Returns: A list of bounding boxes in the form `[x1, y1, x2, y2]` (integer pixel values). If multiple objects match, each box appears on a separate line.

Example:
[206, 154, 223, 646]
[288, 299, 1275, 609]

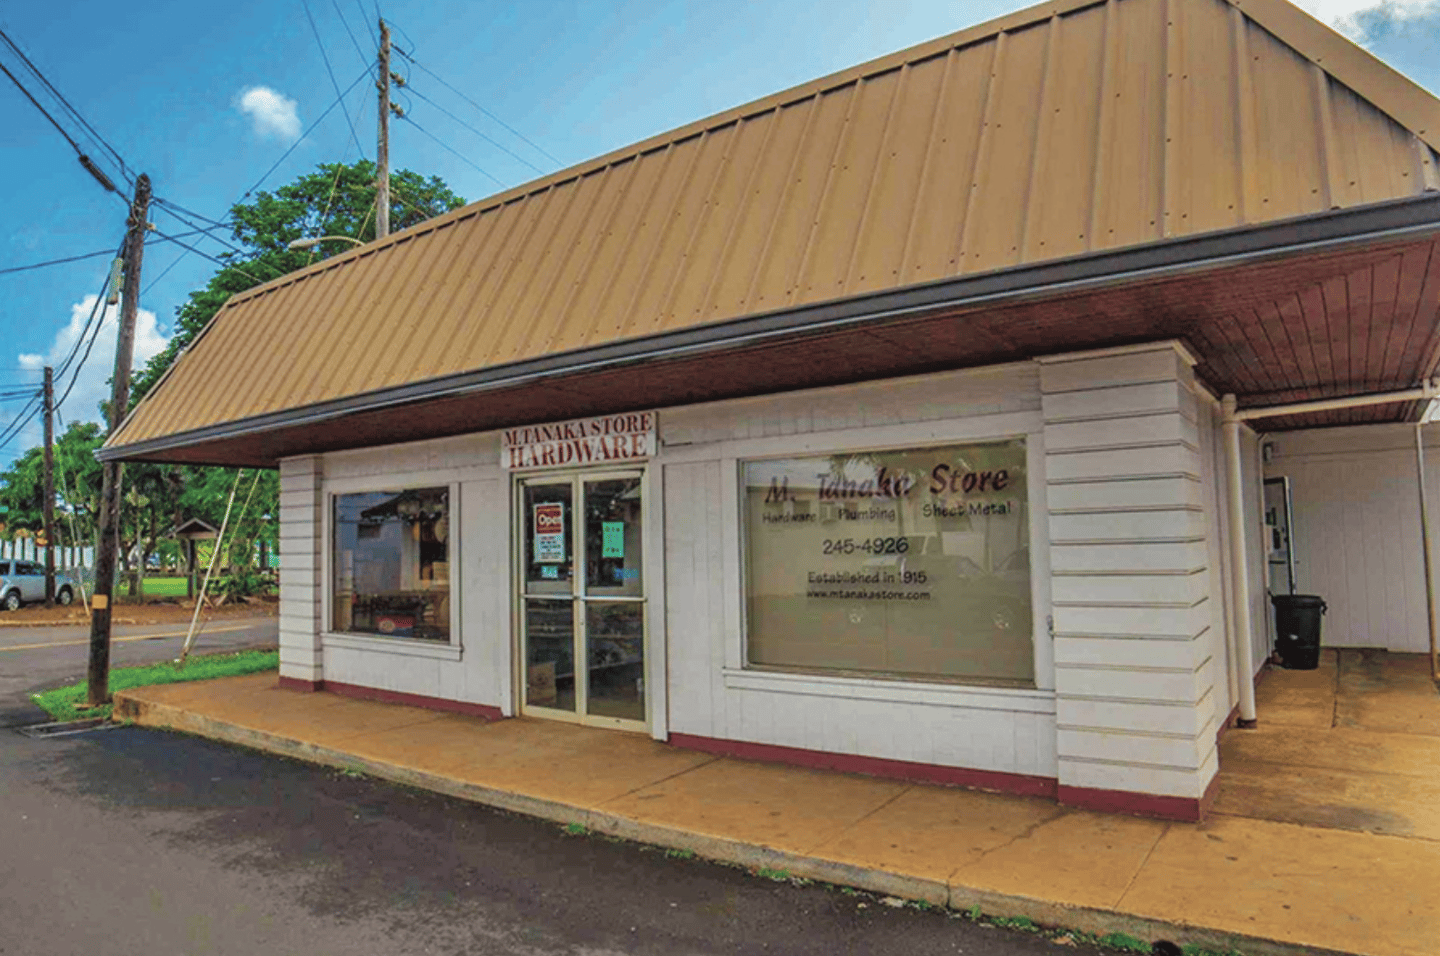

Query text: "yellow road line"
[0, 623, 267, 653]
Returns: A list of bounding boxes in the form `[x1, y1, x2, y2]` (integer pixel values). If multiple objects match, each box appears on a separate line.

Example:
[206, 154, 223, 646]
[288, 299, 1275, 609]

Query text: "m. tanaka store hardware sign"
[502, 412, 656, 470]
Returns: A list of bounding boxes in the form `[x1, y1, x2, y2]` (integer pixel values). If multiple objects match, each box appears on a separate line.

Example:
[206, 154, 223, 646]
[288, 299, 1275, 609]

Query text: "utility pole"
[42, 365, 54, 607]
[376, 18, 391, 240]
[87, 172, 150, 708]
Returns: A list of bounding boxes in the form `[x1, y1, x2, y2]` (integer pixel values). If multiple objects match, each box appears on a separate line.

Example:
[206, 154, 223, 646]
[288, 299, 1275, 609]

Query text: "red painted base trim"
[1200, 769, 1223, 817]
[1058, 784, 1205, 822]
[277, 677, 503, 721]
[668, 732, 1058, 799]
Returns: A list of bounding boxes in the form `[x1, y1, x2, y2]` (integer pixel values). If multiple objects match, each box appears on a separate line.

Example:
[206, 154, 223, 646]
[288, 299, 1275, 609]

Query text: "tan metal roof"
[110, 0, 1440, 455]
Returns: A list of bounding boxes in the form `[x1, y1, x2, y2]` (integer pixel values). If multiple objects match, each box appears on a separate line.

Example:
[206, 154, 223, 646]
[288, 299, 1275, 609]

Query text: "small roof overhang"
[99, 193, 1440, 467]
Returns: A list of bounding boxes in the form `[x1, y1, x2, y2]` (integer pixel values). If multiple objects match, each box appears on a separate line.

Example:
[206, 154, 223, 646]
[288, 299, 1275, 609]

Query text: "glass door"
[519, 471, 645, 730]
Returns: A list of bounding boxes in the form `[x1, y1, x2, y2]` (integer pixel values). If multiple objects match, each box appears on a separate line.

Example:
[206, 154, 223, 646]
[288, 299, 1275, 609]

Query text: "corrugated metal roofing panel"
[110, 0, 1440, 451]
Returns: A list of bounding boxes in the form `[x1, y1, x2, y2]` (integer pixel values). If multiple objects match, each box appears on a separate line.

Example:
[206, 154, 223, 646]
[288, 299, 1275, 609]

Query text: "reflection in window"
[332, 487, 450, 642]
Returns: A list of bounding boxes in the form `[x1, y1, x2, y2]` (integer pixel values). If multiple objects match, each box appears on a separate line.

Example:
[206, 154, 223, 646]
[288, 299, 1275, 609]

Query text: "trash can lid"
[1271, 593, 1326, 609]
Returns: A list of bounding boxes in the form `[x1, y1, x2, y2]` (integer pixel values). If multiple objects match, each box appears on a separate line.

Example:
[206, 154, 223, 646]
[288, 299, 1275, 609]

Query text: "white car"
[0, 561, 78, 610]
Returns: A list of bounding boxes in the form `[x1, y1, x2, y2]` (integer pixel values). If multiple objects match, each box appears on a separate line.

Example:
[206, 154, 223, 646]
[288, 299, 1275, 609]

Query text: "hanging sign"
[503, 412, 656, 470]
[533, 502, 566, 563]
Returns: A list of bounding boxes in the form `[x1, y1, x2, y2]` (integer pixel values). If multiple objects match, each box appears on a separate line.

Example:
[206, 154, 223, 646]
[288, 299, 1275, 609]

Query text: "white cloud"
[236, 85, 301, 142]
[1293, 0, 1439, 41]
[15, 295, 168, 447]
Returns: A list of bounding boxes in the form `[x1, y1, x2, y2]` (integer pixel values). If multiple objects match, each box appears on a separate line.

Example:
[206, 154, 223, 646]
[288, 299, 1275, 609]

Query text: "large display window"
[332, 486, 451, 642]
[743, 439, 1032, 684]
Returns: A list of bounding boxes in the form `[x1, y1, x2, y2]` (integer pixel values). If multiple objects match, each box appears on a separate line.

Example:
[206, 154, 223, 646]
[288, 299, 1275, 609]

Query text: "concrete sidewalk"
[114, 674, 1438, 956]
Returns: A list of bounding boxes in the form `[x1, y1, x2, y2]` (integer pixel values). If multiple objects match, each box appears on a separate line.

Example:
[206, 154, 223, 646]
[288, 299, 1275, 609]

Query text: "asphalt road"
[0, 619, 1120, 956]
[0, 616, 279, 727]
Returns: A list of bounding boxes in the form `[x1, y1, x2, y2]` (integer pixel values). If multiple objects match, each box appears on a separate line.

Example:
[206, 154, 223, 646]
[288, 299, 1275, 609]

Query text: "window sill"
[323, 632, 462, 661]
[722, 667, 1054, 713]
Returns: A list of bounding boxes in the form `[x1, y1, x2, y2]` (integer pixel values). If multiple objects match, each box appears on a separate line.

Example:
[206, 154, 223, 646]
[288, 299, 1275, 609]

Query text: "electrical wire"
[397, 51, 561, 167]
[332, 0, 376, 80]
[234, 65, 371, 206]
[52, 242, 123, 383]
[302, 0, 366, 159]
[399, 114, 505, 188]
[0, 248, 115, 276]
[147, 231, 277, 286]
[0, 28, 133, 189]
[405, 83, 545, 176]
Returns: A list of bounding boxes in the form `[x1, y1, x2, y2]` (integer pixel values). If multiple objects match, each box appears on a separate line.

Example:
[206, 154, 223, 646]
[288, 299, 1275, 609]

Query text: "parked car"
[0, 561, 78, 610]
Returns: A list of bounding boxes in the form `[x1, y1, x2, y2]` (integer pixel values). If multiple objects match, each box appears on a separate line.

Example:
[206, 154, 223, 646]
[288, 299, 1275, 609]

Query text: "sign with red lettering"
[533, 502, 566, 563]
[503, 412, 657, 470]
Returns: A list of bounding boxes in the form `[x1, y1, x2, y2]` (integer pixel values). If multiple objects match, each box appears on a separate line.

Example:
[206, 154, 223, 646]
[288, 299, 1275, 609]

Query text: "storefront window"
[743, 440, 1032, 684]
[332, 487, 451, 642]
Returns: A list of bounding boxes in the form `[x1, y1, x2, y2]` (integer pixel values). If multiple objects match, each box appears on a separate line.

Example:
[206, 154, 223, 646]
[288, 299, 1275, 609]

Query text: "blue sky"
[1, 0, 1438, 466]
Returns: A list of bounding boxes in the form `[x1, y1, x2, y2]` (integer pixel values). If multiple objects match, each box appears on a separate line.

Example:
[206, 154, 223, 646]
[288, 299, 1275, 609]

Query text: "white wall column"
[1221, 396, 1259, 725]
[1040, 343, 1220, 818]
[278, 455, 324, 686]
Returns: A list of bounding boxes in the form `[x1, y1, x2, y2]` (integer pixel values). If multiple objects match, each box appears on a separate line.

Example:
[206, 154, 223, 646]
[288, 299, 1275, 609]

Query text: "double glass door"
[519, 471, 646, 729]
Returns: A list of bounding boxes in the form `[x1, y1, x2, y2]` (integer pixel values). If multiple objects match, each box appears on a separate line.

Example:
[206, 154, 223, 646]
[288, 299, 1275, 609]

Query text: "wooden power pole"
[42, 365, 55, 607]
[376, 18, 391, 240]
[87, 172, 150, 708]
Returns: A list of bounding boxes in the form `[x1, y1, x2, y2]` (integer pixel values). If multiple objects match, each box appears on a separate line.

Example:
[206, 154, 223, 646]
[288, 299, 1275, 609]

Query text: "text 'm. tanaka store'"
[102, 0, 1440, 821]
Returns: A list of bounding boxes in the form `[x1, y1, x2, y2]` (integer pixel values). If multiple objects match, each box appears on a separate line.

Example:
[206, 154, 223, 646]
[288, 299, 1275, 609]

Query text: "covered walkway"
[1216, 649, 1440, 840]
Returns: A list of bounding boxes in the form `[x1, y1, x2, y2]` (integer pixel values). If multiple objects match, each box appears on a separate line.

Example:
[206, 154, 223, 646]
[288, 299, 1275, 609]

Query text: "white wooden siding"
[278, 456, 323, 683]
[659, 363, 1058, 779]
[290, 432, 511, 710]
[1039, 344, 1219, 800]
[1264, 423, 1437, 653]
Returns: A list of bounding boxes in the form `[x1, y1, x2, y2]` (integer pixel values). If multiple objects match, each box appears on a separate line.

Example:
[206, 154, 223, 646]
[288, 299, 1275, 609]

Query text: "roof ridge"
[215, 0, 1439, 312]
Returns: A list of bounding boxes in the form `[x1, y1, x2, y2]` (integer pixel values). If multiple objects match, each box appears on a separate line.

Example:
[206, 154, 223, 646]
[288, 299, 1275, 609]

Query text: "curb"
[113, 692, 1355, 956]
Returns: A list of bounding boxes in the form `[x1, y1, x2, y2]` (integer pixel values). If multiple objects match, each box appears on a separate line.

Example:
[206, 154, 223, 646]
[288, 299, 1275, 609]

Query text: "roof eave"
[98, 192, 1440, 466]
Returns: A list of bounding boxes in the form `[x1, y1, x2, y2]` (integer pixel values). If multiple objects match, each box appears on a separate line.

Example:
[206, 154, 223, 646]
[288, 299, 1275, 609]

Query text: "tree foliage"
[1, 160, 464, 597]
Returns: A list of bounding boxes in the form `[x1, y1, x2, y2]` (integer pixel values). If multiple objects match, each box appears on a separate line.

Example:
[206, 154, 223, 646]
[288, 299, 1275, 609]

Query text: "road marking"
[0, 623, 266, 653]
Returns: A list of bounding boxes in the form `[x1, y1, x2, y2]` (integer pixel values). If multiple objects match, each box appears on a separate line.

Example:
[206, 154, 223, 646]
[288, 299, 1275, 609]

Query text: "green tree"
[107, 160, 465, 598]
[0, 421, 104, 558]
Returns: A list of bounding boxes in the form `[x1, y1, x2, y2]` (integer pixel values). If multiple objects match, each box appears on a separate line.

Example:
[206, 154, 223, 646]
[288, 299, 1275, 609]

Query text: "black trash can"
[1271, 594, 1327, 670]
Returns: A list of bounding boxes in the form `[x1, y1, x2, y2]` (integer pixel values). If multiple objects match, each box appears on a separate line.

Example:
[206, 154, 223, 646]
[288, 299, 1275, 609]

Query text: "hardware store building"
[102, 0, 1440, 821]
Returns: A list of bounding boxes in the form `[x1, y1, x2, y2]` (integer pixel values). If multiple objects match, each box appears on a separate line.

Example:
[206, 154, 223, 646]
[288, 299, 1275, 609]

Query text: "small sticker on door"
[602, 520, 625, 558]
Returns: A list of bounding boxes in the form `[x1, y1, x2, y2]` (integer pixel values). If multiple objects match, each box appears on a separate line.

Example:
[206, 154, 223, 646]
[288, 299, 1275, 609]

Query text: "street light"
[287, 235, 365, 251]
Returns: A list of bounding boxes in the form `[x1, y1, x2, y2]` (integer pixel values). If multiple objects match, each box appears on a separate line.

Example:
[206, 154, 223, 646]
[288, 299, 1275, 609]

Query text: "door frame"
[512, 467, 654, 733]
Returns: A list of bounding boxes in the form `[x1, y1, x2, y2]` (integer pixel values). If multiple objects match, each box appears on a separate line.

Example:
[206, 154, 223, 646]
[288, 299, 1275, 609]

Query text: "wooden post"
[43, 365, 55, 607]
[376, 18, 391, 239]
[87, 173, 149, 708]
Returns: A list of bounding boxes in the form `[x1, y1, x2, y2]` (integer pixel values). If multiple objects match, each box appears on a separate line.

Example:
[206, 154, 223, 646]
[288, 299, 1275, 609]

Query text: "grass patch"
[139, 576, 190, 598]
[30, 649, 278, 722]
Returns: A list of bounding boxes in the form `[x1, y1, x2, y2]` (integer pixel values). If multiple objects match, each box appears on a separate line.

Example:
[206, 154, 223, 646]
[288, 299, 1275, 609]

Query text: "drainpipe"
[1416, 419, 1440, 682]
[1222, 395, 1259, 728]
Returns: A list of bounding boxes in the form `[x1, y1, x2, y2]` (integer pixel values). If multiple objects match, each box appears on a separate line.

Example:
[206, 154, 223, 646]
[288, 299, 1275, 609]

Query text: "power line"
[53, 254, 119, 383]
[148, 230, 278, 286]
[235, 65, 371, 205]
[0, 28, 133, 190]
[141, 67, 371, 292]
[150, 201, 249, 260]
[332, 0, 376, 80]
[397, 51, 561, 167]
[400, 114, 505, 189]
[407, 83, 545, 176]
[0, 248, 114, 277]
[302, 0, 366, 159]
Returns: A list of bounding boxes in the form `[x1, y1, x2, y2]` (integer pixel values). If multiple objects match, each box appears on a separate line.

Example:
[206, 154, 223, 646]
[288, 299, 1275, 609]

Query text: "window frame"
[323, 479, 461, 657]
[722, 419, 1051, 693]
